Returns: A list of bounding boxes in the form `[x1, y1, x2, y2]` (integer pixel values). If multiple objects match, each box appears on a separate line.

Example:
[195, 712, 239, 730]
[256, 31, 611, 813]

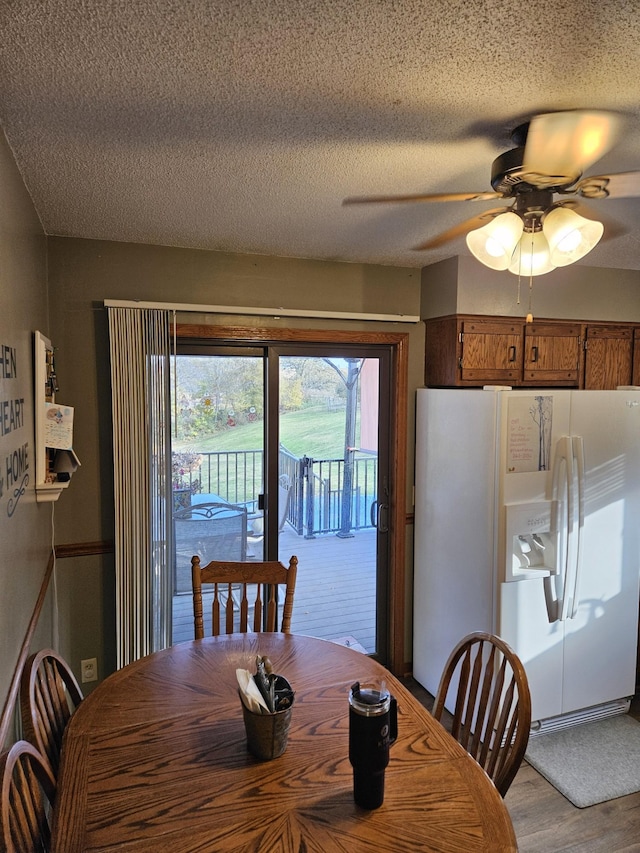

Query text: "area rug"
[525, 715, 640, 808]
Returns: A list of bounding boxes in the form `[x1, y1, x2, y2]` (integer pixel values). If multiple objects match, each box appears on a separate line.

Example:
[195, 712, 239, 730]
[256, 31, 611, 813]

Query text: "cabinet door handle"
[531, 345, 539, 363]
[508, 345, 516, 362]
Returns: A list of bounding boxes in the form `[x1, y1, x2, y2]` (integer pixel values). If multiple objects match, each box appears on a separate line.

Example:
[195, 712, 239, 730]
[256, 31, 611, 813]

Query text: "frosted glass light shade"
[543, 206, 604, 267]
[508, 230, 556, 276]
[466, 212, 524, 270]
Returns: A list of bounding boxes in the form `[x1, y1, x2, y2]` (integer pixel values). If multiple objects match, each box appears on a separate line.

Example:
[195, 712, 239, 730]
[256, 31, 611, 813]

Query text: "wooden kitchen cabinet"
[584, 325, 633, 389]
[521, 323, 582, 386]
[424, 316, 523, 386]
[459, 318, 523, 383]
[425, 314, 640, 389]
[423, 316, 461, 387]
[633, 328, 640, 386]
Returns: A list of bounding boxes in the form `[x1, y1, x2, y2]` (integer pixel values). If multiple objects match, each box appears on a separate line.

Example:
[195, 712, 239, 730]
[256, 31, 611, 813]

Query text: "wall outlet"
[80, 657, 98, 683]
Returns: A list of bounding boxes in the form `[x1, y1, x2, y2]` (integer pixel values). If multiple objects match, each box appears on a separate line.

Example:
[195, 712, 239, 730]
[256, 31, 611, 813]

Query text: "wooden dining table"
[51, 633, 518, 852]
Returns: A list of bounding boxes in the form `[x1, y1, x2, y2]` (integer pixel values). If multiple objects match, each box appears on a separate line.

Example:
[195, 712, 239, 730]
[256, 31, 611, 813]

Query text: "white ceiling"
[1, 0, 640, 270]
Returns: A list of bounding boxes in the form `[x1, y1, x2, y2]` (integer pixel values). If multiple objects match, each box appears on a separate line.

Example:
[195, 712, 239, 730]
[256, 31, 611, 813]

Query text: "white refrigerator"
[413, 387, 640, 731]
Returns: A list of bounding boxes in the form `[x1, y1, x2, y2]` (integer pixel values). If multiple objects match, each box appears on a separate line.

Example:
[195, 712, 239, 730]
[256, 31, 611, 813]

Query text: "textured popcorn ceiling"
[1, 0, 640, 270]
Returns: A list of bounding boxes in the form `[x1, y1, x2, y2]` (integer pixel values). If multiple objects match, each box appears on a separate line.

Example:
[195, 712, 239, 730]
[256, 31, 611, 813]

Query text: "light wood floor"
[403, 678, 640, 853]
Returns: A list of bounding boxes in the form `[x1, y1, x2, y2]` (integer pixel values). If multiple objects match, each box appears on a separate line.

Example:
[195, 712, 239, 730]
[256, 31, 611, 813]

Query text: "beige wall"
[421, 256, 640, 321]
[0, 130, 52, 740]
[47, 237, 425, 680]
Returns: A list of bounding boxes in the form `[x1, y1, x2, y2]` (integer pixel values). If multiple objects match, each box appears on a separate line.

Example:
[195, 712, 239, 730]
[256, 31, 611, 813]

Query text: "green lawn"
[173, 406, 355, 460]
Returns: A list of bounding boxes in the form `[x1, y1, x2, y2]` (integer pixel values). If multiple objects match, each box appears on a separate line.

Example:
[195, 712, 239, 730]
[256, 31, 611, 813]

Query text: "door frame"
[176, 323, 409, 676]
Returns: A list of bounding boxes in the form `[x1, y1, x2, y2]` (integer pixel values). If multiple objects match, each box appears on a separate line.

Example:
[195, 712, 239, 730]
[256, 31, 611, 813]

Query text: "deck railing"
[173, 448, 377, 537]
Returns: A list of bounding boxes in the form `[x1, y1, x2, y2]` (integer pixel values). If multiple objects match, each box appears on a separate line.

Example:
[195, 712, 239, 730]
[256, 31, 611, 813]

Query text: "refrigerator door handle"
[568, 435, 585, 619]
[559, 435, 575, 622]
[543, 574, 559, 623]
[553, 436, 576, 623]
[559, 434, 583, 622]
[545, 436, 571, 624]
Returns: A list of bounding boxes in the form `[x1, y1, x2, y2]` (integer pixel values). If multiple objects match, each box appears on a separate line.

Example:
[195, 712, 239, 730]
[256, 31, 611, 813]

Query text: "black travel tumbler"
[348, 681, 398, 810]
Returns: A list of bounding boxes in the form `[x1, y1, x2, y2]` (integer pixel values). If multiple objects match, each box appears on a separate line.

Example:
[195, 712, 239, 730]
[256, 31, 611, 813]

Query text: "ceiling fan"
[343, 110, 640, 275]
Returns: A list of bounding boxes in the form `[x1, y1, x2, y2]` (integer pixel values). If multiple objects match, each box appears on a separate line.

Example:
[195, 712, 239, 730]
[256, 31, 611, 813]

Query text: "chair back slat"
[20, 650, 83, 777]
[486, 679, 518, 779]
[225, 584, 235, 633]
[431, 631, 531, 797]
[47, 660, 71, 736]
[240, 585, 249, 632]
[211, 585, 220, 636]
[191, 555, 298, 639]
[266, 586, 278, 632]
[475, 650, 506, 766]
[253, 584, 263, 631]
[14, 758, 43, 847]
[1, 740, 56, 852]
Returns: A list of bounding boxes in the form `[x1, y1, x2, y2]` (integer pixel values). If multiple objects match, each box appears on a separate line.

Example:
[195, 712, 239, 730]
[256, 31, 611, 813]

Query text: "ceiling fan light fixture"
[465, 212, 524, 270]
[543, 206, 604, 266]
[507, 229, 556, 276]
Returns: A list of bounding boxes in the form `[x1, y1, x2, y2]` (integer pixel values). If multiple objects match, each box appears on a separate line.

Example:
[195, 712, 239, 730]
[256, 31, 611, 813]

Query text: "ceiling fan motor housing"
[491, 137, 584, 197]
[490, 147, 540, 195]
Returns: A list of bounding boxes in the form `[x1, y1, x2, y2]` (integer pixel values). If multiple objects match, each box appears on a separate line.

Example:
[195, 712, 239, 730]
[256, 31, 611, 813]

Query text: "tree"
[174, 356, 263, 440]
[323, 357, 364, 537]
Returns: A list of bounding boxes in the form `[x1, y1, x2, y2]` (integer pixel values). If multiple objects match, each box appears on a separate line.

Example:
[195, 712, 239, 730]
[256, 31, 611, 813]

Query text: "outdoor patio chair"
[174, 501, 248, 594]
[191, 554, 298, 638]
[20, 648, 84, 777]
[246, 474, 292, 557]
[431, 631, 531, 797]
[0, 740, 56, 852]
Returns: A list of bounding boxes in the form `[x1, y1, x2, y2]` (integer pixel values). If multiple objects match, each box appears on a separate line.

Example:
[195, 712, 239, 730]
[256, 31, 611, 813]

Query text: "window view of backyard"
[170, 353, 381, 655]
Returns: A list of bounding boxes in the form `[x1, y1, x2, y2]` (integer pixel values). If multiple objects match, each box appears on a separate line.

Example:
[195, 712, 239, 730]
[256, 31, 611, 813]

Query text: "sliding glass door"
[170, 341, 392, 662]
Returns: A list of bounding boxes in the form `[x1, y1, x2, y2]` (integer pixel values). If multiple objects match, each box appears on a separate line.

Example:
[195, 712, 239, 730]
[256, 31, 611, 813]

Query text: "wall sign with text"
[0, 340, 28, 516]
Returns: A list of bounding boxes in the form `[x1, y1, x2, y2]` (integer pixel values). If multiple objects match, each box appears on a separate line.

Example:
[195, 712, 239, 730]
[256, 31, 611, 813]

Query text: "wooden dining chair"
[19, 649, 83, 777]
[191, 554, 298, 638]
[0, 740, 56, 853]
[431, 631, 531, 797]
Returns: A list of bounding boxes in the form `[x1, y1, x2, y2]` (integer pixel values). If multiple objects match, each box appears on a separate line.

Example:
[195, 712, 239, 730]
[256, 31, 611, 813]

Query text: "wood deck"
[172, 524, 377, 652]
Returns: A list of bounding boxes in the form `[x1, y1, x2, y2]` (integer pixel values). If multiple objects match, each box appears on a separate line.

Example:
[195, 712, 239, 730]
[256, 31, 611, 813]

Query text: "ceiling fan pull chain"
[526, 230, 534, 323]
[516, 234, 523, 308]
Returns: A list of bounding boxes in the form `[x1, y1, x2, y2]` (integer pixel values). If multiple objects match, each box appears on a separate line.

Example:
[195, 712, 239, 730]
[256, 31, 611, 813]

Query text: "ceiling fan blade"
[570, 171, 640, 200]
[343, 191, 502, 205]
[412, 207, 507, 250]
[522, 110, 623, 187]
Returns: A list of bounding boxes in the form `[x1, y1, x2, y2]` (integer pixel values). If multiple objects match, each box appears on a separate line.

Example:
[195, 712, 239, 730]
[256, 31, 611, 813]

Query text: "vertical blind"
[107, 307, 172, 667]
